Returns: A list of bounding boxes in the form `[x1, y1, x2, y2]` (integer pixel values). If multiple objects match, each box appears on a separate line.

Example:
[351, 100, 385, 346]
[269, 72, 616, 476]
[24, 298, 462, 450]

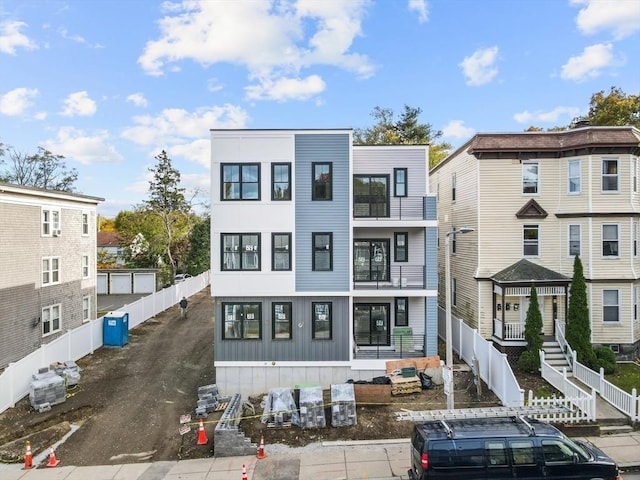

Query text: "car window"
[542, 440, 576, 463]
[486, 440, 508, 466]
[431, 440, 484, 468]
[510, 440, 536, 465]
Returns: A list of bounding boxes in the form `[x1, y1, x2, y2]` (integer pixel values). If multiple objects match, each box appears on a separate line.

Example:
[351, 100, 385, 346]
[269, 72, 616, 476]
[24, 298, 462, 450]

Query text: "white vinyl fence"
[438, 308, 525, 407]
[0, 271, 210, 415]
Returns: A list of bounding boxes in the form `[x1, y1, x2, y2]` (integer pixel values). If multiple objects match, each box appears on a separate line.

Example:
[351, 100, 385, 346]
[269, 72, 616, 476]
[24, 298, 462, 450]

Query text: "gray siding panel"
[425, 226, 438, 290]
[215, 296, 349, 362]
[424, 195, 437, 220]
[425, 296, 438, 356]
[295, 134, 350, 292]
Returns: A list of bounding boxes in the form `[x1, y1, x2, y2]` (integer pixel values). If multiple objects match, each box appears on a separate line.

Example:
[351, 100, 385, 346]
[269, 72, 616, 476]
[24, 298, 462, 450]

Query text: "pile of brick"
[51, 360, 81, 386]
[330, 383, 357, 427]
[29, 370, 66, 413]
[194, 383, 230, 418]
[298, 386, 326, 429]
[260, 387, 300, 427]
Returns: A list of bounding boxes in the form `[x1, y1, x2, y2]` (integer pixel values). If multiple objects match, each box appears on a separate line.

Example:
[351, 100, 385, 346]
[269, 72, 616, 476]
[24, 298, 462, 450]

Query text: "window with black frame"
[222, 303, 261, 339]
[312, 302, 332, 339]
[353, 175, 389, 217]
[221, 163, 260, 200]
[272, 163, 291, 200]
[312, 162, 332, 200]
[272, 233, 291, 270]
[313, 233, 332, 271]
[222, 233, 260, 270]
[272, 302, 292, 339]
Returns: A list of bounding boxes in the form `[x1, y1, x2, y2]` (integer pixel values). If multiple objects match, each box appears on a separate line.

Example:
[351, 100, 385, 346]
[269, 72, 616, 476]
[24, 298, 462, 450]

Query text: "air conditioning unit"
[52, 229, 61, 237]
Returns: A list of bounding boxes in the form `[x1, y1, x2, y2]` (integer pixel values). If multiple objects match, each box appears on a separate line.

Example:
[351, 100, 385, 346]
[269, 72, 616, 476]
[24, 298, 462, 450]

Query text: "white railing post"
[632, 388, 638, 421]
[591, 387, 597, 421]
[572, 350, 577, 371]
[599, 367, 605, 394]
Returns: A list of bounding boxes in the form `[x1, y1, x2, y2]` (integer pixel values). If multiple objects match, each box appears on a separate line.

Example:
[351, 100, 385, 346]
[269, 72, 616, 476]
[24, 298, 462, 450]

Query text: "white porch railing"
[0, 272, 210, 415]
[493, 318, 525, 340]
[555, 320, 639, 422]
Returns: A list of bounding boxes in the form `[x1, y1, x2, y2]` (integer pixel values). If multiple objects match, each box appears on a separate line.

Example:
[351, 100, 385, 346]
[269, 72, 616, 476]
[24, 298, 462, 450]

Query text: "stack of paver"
[330, 383, 357, 427]
[298, 385, 326, 428]
[260, 387, 300, 427]
[29, 370, 66, 412]
[194, 383, 230, 418]
[52, 360, 81, 386]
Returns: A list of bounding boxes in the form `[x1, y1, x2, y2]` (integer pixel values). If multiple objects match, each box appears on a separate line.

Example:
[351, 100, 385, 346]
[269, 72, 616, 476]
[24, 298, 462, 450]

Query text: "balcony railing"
[353, 264, 426, 290]
[353, 196, 427, 221]
[493, 318, 525, 341]
[353, 333, 424, 360]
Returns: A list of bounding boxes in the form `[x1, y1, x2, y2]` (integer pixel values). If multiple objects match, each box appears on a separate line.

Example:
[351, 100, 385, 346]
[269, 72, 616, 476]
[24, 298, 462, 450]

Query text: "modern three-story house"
[430, 126, 640, 360]
[0, 182, 103, 369]
[210, 129, 438, 397]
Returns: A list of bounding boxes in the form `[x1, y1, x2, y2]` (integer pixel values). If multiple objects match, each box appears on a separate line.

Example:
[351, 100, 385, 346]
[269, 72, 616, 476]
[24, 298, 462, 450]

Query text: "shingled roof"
[491, 258, 570, 284]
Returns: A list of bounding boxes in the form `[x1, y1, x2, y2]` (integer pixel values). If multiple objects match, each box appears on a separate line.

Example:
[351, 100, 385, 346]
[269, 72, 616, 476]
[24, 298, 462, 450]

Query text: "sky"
[1, 0, 639, 218]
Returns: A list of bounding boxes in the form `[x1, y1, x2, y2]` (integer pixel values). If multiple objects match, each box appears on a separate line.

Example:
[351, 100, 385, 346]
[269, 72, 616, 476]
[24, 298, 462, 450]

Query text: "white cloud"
[45, 127, 124, 165]
[207, 78, 224, 93]
[0, 21, 37, 55]
[60, 91, 97, 116]
[408, 0, 429, 23]
[560, 43, 616, 81]
[513, 106, 581, 124]
[459, 46, 499, 86]
[137, 0, 373, 101]
[126, 93, 148, 107]
[245, 74, 326, 101]
[442, 120, 475, 139]
[0, 87, 39, 116]
[58, 27, 104, 48]
[170, 139, 212, 168]
[571, 0, 640, 40]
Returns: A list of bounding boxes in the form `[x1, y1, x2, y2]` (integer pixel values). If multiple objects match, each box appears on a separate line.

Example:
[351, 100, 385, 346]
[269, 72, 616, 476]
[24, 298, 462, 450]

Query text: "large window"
[394, 168, 407, 197]
[272, 302, 292, 340]
[602, 290, 619, 322]
[42, 304, 61, 336]
[221, 163, 260, 200]
[222, 303, 261, 339]
[569, 224, 581, 257]
[634, 222, 638, 257]
[82, 296, 90, 322]
[394, 232, 408, 262]
[353, 175, 388, 217]
[312, 233, 332, 271]
[312, 302, 332, 339]
[42, 257, 60, 285]
[354, 303, 389, 345]
[221, 233, 260, 270]
[522, 162, 539, 194]
[602, 158, 619, 192]
[354, 239, 389, 281]
[568, 160, 581, 194]
[271, 163, 291, 200]
[523, 225, 539, 256]
[602, 224, 619, 257]
[42, 209, 60, 236]
[272, 233, 291, 271]
[312, 162, 332, 200]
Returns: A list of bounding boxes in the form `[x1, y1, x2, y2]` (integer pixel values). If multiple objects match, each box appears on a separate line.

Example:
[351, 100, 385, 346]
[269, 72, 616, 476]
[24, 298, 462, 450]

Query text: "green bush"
[594, 346, 618, 374]
[518, 350, 540, 373]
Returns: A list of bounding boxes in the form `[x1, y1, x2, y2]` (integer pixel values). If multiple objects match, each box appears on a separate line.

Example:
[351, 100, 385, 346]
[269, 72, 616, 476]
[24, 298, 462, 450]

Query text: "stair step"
[600, 425, 633, 435]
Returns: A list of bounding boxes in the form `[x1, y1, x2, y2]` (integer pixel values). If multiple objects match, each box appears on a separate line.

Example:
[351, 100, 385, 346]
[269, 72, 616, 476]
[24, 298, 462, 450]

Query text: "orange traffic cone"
[46, 447, 60, 467]
[241, 463, 248, 480]
[256, 434, 267, 459]
[23, 441, 33, 470]
[196, 418, 208, 445]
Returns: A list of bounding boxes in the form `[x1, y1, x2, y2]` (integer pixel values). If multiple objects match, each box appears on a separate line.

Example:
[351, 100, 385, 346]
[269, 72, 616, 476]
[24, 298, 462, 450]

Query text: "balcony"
[353, 196, 428, 221]
[353, 265, 427, 290]
[493, 318, 525, 341]
[353, 333, 424, 360]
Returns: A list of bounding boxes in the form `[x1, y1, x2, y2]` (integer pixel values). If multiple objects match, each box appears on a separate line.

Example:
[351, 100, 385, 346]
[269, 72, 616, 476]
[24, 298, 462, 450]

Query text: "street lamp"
[445, 226, 474, 410]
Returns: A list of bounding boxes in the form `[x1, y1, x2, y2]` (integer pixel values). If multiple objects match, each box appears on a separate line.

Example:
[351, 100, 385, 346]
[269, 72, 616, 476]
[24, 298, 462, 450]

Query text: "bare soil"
[0, 290, 552, 466]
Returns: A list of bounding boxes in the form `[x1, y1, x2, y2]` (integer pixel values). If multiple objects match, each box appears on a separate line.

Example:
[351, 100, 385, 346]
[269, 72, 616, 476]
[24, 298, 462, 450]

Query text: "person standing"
[179, 296, 188, 318]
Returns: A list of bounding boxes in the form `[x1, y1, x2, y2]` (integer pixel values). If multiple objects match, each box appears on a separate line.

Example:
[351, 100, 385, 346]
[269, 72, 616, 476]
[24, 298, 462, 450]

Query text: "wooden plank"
[385, 355, 440, 374]
[353, 384, 391, 404]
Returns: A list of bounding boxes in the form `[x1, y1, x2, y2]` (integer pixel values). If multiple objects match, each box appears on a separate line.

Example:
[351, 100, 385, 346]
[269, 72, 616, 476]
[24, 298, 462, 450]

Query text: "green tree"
[184, 216, 210, 275]
[518, 285, 543, 372]
[565, 255, 597, 368]
[582, 86, 640, 128]
[115, 210, 164, 268]
[0, 146, 77, 191]
[353, 105, 452, 168]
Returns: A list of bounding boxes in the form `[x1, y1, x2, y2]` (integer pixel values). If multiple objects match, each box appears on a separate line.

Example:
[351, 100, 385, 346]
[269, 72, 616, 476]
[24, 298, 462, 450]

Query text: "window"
[354, 239, 389, 281]
[452, 277, 457, 306]
[522, 162, 539, 194]
[510, 440, 536, 465]
[602, 224, 619, 257]
[451, 172, 456, 201]
[271, 163, 291, 200]
[542, 440, 575, 463]
[635, 286, 639, 321]
[634, 222, 638, 257]
[222, 303, 261, 339]
[395, 298, 408, 326]
[221, 233, 260, 270]
[82, 255, 90, 278]
[523, 224, 539, 256]
[451, 230, 457, 254]
[272, 302, 292, 339]
[272, 233, 291, 271]
[82, 296, 90, 322]
[353, 175, 388, 217]
[602, 158, 619, 192]
[568, 159, 581, 194]
[221, 163, 260, 200]
[42, 304, 61, 336]
[82, 212, 89, 235]
[486, 441, 508, 467]
[394, 168, 407, 197]
[394, 232, 408, 262]
[312, 233, 332, 271]
[603, 289, 619, 322]
[312, 162, 332, 200]
[42, 208, 60, 236]
[42, 257, 60, 285]
[312, 302, 332, 339]
[569, 224, 581, 257]
[633, 158, 638, 193]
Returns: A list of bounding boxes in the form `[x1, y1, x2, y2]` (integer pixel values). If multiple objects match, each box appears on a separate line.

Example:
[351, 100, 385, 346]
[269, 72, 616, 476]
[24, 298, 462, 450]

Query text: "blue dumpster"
[103, 312, 129, 347]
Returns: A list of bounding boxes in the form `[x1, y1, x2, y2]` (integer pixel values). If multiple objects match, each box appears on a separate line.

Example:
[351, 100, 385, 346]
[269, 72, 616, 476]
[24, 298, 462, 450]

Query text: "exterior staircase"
[541, 340, 572, 375]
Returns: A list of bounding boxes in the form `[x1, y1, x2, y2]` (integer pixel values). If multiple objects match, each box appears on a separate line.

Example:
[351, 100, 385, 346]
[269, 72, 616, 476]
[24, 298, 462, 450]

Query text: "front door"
[354, 304, 390, 346]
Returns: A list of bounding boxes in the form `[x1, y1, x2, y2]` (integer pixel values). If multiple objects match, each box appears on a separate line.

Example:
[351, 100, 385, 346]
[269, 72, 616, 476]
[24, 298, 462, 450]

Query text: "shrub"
[594, 346, 618, 374]
[518, 350, 540, 373]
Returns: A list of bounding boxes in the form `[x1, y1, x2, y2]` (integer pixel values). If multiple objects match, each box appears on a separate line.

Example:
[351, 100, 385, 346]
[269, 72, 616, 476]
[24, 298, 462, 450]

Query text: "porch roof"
[491, 259, 570, 285]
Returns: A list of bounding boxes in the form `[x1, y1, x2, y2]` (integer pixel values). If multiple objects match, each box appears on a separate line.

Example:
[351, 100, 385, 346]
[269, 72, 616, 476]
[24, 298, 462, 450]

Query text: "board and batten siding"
[294, 134, 350, 292]
[214, 296, 349, 362]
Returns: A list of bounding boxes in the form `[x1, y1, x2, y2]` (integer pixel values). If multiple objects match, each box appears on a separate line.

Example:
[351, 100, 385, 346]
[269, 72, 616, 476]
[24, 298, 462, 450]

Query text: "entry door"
[354, 304, 390, 346]
[353, 240, 389, 282]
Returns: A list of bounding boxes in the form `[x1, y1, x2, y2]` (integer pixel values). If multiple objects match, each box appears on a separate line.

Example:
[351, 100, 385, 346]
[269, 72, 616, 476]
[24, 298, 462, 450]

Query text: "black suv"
[408, 416, 622, 480]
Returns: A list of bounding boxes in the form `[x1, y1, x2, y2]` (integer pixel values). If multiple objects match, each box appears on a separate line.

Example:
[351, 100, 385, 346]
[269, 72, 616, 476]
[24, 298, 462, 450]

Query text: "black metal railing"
[353, 196, 426, 220]
[353, 264, 425, 290]
[353, 333, 425, 360]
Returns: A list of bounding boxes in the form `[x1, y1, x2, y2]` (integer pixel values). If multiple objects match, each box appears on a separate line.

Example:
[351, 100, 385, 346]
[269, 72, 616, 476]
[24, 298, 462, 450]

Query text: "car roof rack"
[515, 415, 536, 436]
[439, 419, 454, 439]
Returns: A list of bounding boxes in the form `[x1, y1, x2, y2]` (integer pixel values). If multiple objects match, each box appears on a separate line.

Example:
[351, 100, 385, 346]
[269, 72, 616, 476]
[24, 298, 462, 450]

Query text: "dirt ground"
[0, 290, 552, 467]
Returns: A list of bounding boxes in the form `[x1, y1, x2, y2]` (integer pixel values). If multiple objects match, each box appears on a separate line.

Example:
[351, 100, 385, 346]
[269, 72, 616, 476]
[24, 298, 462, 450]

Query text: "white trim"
[214, 361, 351, 367]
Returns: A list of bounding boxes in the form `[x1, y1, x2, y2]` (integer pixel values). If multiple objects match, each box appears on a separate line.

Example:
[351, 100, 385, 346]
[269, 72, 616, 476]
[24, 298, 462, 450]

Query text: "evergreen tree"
[184, 216, 210, 275]
[565, 255, 597, 368]
[518, 285, 543, 372]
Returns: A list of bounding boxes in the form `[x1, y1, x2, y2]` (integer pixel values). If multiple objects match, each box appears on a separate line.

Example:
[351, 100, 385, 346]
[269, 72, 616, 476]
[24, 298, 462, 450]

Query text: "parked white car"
[174, 273, 192, 283]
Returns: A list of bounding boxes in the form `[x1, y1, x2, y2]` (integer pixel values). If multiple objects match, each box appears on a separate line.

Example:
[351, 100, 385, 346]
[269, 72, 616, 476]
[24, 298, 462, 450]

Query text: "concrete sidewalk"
[0, 434, 638, 480]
